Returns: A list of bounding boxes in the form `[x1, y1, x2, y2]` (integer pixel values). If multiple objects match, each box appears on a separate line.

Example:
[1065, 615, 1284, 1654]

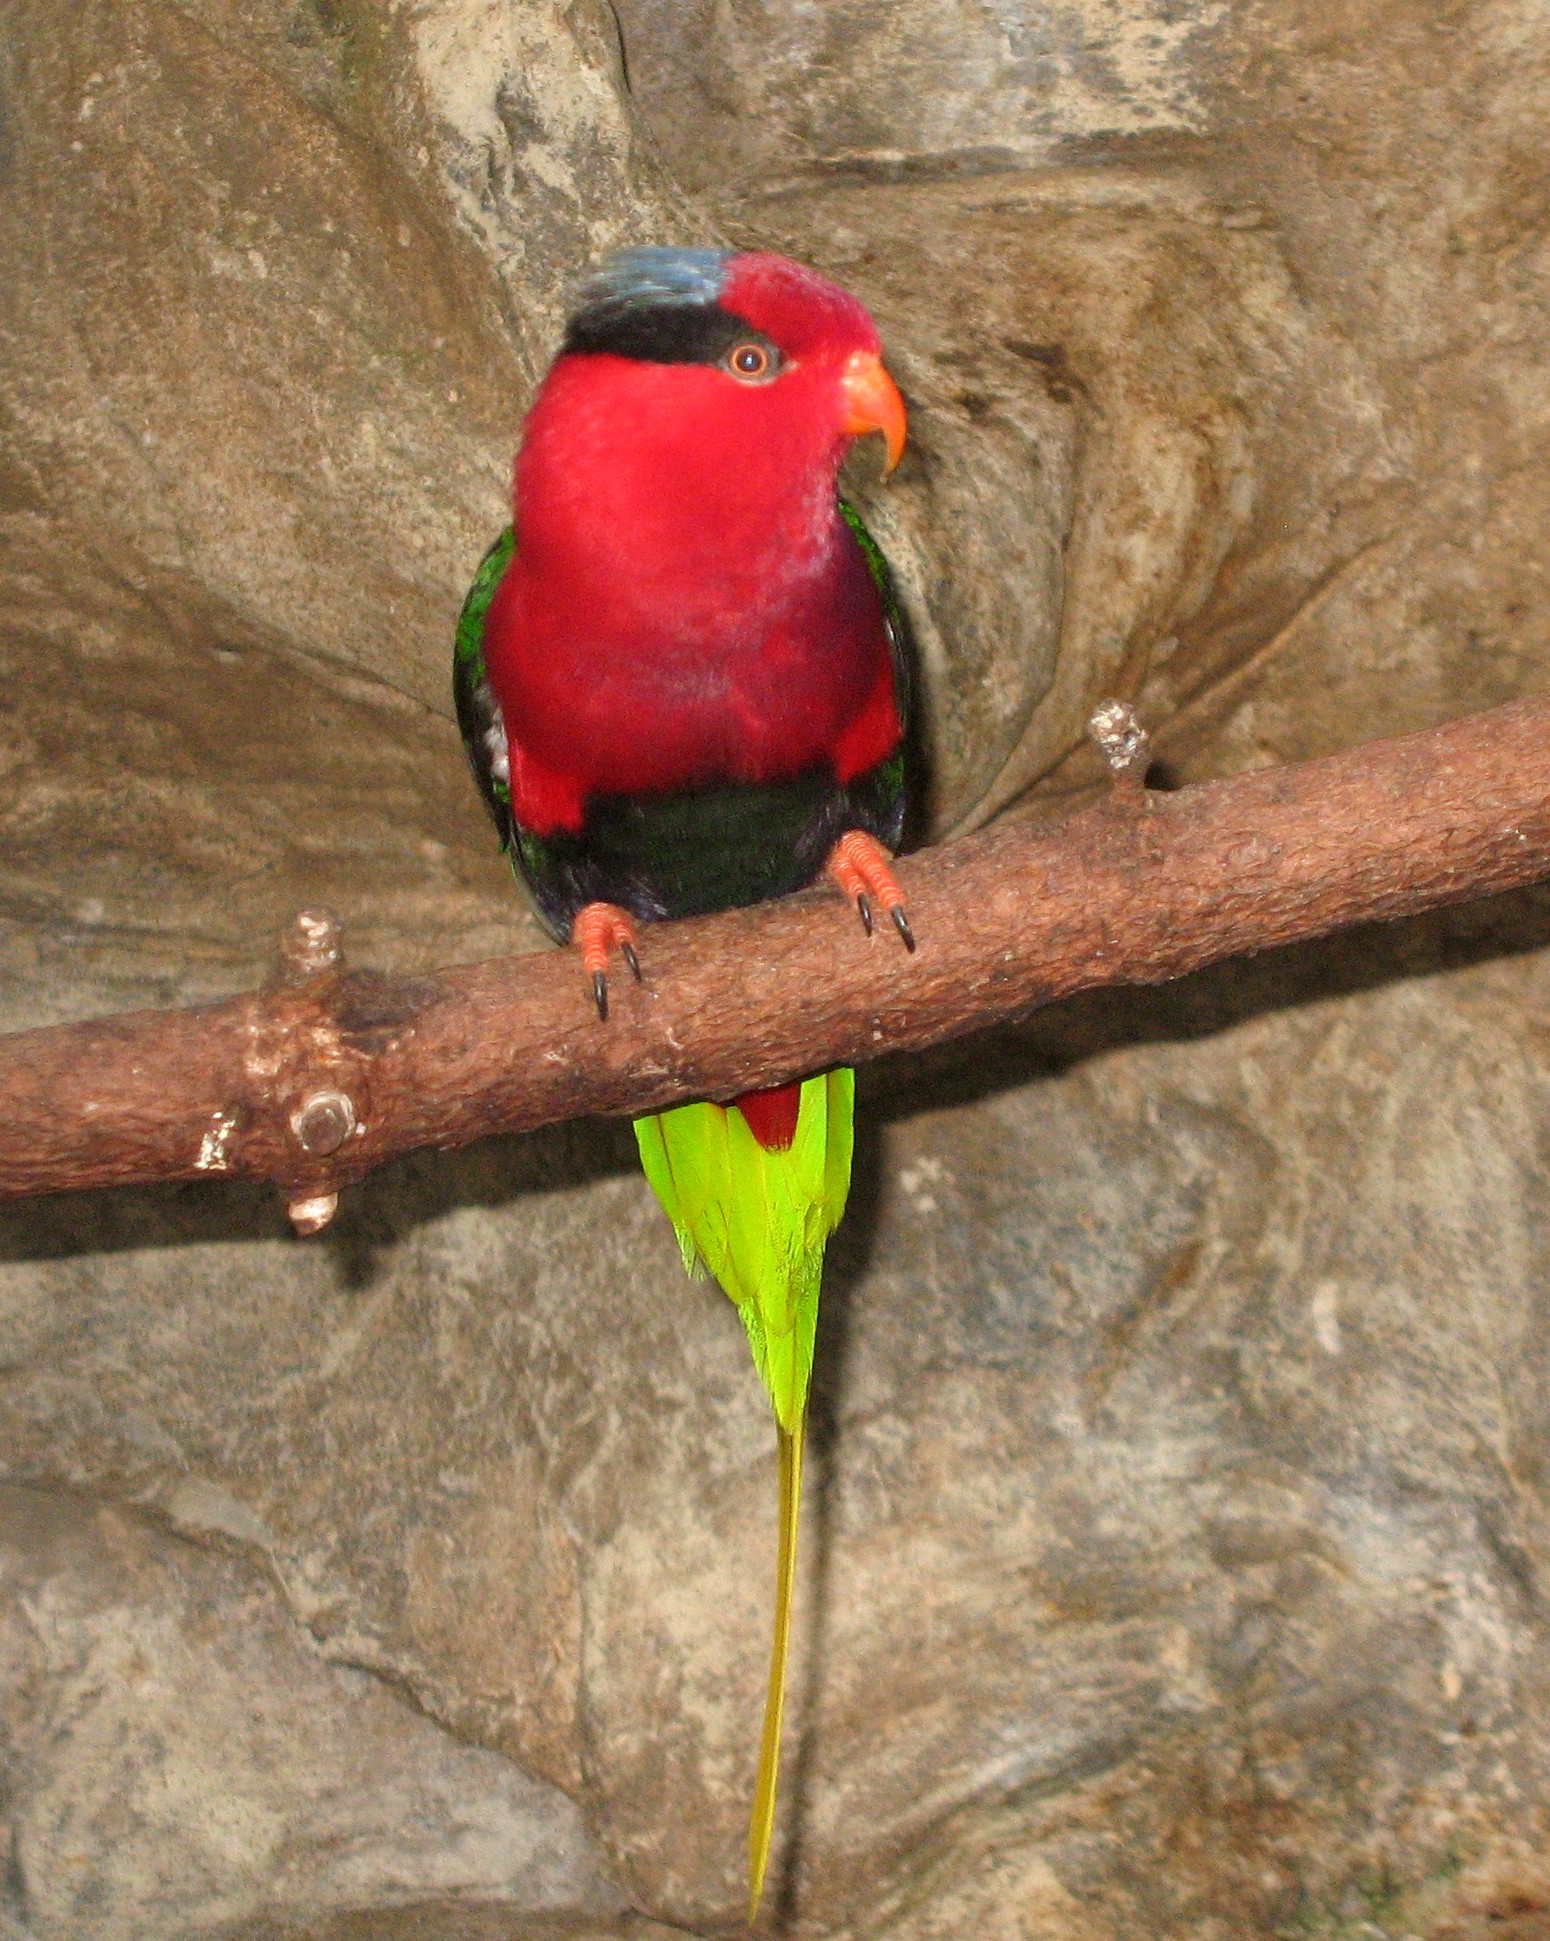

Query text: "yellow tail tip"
[747, 1421, 804, 1923]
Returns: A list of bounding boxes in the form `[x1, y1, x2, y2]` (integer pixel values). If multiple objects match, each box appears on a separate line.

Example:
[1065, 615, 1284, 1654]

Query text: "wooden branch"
[3, 696, 1549, 1226]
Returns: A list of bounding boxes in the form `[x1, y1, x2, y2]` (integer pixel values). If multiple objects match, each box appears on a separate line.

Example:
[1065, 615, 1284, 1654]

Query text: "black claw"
[890, 904, 917, 952]
[856, 893, 874, 937]
[592, 969, 609, 1021]
[621, 939, 642, 981]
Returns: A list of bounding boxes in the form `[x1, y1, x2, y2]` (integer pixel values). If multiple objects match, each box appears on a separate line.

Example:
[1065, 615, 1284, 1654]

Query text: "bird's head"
[549, 245, 907, 478]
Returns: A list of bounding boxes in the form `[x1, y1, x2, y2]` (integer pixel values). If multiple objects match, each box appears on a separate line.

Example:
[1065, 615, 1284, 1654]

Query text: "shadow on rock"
[0, 1116, 641, 1275]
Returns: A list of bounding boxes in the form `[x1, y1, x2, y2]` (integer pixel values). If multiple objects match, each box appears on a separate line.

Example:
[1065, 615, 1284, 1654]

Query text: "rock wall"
[3, 2, 1550, 1937]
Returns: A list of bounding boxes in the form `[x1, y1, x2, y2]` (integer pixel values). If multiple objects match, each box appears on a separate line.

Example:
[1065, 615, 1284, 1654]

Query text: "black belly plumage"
[513, 750, 906, 942]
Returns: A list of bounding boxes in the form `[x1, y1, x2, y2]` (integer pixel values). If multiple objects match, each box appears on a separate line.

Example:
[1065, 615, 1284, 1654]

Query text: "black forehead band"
[561, 299, 763, 365]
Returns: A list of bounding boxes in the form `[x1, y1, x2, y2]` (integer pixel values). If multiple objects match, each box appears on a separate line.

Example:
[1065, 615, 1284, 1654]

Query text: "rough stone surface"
[5, 1, 1550, 1938]
[0, 1485, 622, 1939]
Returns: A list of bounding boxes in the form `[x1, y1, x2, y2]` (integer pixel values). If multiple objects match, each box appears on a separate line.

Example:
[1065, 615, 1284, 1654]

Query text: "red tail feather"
[735, 1082, 802, 1151]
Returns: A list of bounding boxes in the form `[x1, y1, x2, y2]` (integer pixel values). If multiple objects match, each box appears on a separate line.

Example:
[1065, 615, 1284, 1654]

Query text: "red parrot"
[454, 246, 913, 1916]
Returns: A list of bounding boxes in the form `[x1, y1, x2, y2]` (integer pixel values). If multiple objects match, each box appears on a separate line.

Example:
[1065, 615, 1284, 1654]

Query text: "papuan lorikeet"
[453, 246, 914, 1917]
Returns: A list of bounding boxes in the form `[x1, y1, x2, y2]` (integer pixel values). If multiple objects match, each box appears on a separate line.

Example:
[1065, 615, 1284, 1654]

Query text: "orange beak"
[840, 350, 908, 473]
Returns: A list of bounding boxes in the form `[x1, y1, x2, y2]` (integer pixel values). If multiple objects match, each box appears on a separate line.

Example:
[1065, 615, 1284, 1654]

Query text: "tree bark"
[2, 696, 1548, 1222]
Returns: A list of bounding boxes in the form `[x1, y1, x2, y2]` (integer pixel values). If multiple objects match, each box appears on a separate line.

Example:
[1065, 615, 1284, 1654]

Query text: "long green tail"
[634, 1069, 854, 1917]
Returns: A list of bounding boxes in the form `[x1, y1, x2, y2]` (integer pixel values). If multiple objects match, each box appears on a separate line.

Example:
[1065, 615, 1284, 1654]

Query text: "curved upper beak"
[840, 350, 908, 473]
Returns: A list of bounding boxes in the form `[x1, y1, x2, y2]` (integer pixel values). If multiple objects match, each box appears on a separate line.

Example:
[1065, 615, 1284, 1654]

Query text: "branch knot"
[1087, 700, 1152, 800]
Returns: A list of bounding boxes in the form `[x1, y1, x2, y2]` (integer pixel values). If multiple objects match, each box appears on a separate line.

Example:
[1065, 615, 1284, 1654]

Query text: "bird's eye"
[726, 341, 776, 381]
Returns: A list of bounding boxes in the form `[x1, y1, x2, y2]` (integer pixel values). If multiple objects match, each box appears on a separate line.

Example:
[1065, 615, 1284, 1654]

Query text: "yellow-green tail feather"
[634, 1070, 852, 1435]
[633, 1069, 853, 1915]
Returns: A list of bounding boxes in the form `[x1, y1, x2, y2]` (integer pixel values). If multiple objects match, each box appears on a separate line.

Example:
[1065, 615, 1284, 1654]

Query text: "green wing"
[453, 527, 518, 845]
[840, 493, 913, 734]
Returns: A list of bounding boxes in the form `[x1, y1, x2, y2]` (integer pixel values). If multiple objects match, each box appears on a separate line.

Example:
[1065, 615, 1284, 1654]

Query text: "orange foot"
[825, 830, 916, 952]
[572, 901, 642, 1021]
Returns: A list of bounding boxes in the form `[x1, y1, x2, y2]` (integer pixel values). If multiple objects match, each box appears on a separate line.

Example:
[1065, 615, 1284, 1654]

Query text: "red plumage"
[482, 252, 902, 836]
